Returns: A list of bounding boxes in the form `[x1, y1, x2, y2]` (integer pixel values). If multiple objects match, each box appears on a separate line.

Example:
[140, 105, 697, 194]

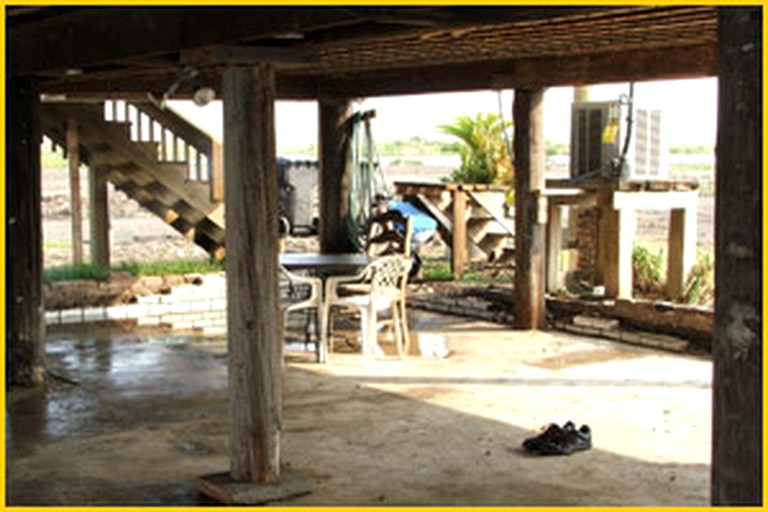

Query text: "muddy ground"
[8, 311, 712, 506]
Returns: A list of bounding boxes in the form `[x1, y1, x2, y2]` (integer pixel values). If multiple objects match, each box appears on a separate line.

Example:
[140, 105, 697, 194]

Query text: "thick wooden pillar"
[711, 7, 762, 506]
[318, 98, 355, 253]
[89, 165, 110, 267]
[222, 64, 282, 484]
[7, 76, 45, 388]
[513, 88, 546, 329]
[451, 186, 468, 276]
[66, 119, 84, 265]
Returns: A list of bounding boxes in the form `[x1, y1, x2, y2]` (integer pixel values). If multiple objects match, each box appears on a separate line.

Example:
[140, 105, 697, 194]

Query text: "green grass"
[422, 262, 454, 281]
[44, 263, 111, 284]
[44, 239, 71, 250]
[44, 259, 224, 284]
[421, 261, 487, 283]
[112, 259, 224, 276]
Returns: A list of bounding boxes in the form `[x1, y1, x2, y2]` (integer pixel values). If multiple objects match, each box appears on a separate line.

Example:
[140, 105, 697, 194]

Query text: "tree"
[438, 113, 514, 187]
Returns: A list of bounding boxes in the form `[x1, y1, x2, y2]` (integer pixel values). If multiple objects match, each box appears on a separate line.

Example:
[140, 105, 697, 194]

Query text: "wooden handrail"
[108, 100, 224, 202]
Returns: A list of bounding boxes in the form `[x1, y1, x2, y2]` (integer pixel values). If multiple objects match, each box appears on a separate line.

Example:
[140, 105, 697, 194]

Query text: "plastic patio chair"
[279, 265, 326, 362]
[323, 254, 412, 360]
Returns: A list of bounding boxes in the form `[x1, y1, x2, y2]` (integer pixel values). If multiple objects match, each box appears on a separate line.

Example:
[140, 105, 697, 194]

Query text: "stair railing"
[103, 99, 224, 202]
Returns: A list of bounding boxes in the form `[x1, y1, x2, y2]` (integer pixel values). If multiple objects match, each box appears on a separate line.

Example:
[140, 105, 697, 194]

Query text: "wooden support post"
[513, 88, 546, 329]
[451, 186, 468, 277]
[595, 191, 635, 299]
[616, 208, 636, 299]
[210, 140, 225, 202]
[666, 206, 697, 299]
[89, 165, 110, 267]
[199, 63, 311, 504]
[546, 202, 563, 293]
[7, 76, 45, 388]
[67, 119, 84, 264]
[711, 6, 762, 506]
[223, 64, 282, 484]
[318, 97, 355, 253]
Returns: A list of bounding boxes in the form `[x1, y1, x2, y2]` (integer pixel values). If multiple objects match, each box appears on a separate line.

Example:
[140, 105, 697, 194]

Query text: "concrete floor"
[7, 310, 712, 506]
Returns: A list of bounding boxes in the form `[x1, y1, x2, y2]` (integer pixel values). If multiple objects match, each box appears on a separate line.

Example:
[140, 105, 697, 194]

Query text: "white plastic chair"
[323, 254, 412, 360]
[279, 266, 326, 362]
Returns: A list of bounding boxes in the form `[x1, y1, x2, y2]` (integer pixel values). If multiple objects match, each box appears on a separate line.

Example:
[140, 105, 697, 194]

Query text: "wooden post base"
[197, 470, 312, 505]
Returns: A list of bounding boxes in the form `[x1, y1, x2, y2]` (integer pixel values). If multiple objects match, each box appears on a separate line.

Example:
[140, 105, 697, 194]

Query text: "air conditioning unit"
[570, 100, 667, 181]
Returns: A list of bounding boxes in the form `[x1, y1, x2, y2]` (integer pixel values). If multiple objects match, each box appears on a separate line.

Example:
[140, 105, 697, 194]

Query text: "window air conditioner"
[569, 100, 667, 181]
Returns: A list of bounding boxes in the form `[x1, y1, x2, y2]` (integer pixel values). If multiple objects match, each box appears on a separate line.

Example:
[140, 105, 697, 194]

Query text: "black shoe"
[539, 423, 591, 455]
[522, 421, 573, 452]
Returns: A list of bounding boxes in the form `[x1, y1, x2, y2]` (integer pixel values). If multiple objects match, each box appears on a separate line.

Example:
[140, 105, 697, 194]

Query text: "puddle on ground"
[7, 327, 229, 457]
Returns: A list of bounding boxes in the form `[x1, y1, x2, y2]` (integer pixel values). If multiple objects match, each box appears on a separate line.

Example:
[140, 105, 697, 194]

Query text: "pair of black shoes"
[522, 421, 592, 455]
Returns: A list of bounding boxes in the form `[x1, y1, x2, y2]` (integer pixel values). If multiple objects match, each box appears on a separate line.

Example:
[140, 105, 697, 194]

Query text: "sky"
[169, 77, 718, 150]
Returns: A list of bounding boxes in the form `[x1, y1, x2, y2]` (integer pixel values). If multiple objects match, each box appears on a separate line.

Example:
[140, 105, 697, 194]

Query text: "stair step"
[134, 140, 161, 161]
[41, 100, 224, 259]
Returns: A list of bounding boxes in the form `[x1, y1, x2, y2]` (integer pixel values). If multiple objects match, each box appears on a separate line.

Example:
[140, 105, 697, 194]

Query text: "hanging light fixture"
[157, 66, 215, 108]
[192, 84, 216, 107]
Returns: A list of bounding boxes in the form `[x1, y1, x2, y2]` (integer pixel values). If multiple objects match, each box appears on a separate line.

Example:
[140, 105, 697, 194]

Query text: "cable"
[612, 82, 635, 178]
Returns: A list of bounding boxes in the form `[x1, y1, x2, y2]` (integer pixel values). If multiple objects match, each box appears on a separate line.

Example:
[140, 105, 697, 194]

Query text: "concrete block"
[82, 307, 107, 322]
[106, 306, 128, 320]
[148, 303, 171, 316]
[170, 301, 192, 314]
[45, 311, 62, 325]
[123, 304, 149, 319]
[573, 315, 620, 331]
[60, 309, 84, 324]
[197, 470, 312, 505]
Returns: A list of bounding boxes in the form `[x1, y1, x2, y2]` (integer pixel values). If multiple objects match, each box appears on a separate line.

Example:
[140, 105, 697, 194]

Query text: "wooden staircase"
[41, 100, 226, 259]
[395, 182, 515, 267]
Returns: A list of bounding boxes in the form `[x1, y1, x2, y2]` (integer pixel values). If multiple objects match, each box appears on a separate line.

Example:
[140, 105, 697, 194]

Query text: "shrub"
[632, 245, 664, 295]
[679, 252, 715, 305]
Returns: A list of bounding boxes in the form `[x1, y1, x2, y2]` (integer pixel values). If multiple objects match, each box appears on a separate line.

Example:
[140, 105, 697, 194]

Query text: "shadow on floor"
[7, 315, 711, 506]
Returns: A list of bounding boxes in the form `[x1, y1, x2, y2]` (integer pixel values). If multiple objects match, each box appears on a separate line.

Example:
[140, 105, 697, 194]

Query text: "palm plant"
[438, 113, 514, 186]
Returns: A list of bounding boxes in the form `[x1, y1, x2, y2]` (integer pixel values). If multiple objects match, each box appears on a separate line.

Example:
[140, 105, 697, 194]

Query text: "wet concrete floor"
[7, 310, 713, 506]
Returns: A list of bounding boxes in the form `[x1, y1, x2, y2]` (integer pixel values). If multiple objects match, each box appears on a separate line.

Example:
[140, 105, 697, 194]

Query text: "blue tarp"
[387, 201, 438, 244]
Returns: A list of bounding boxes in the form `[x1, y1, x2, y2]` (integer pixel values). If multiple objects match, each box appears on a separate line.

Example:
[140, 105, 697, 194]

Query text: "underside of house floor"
[7, 309, 712, 506]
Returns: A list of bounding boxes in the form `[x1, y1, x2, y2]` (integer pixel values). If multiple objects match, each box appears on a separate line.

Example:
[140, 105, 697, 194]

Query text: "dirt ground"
[7, 309, 712, 506]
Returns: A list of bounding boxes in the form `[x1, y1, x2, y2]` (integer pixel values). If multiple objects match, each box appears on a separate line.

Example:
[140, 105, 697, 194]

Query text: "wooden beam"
[7, 76, 46, 388]
[711, 6, 762, 506]
[89, 165, 111, 267]
[221, 64, 281, 484]
[38, 42, 716, 101]
[318, 97, 355, 253]
[9, 8, 375, 76]
[546, 202, 563, 294]
[666, 206, 697, 299]
[298, 43, 716, 99]
[181, 45, 318, 68]
[451, 187, 468, 277]
[66, 119, 84, 264]
[513, 88, 547, 330]
[491, 43, 717, 89]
